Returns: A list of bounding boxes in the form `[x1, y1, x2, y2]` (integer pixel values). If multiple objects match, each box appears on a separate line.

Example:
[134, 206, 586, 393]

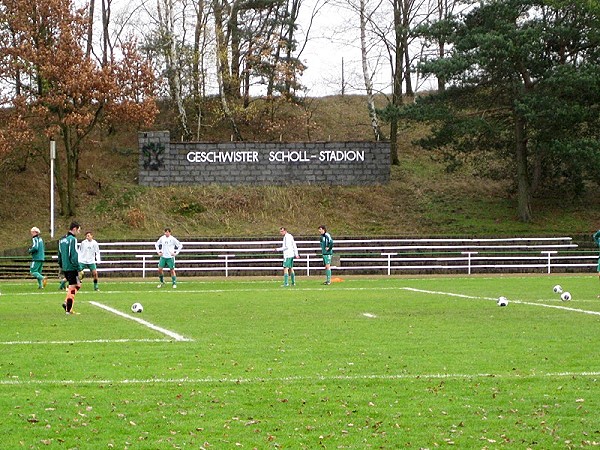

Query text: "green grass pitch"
[1, 274, 600, 448]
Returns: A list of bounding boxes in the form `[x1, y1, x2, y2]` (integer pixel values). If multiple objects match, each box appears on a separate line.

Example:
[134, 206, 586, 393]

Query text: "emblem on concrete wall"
[142, 142, 165, 171]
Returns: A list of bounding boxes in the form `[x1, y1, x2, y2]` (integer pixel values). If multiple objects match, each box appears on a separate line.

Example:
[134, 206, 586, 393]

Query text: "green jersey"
[594, 230, 600, 247]
[58, 232, 79, 272]
[320, 232, 334, 255]
[28, 235, 45, 261]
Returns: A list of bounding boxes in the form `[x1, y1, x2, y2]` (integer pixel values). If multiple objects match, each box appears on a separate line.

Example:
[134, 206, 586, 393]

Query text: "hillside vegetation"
[1, 95, 599, 254]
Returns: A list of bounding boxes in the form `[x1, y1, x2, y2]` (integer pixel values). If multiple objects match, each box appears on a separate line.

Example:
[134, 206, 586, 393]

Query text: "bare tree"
[191, 0, 211, 139]
[389, 0, 403, 164]
[157, 0, 189, 138]
[101, 0, 113, 65]
[213, 0, 242, 139]
[86, 0, 95, 57]
[358, 0, 386, 140]
[326, 0, 386, 138]
[282, 0, 303, 95]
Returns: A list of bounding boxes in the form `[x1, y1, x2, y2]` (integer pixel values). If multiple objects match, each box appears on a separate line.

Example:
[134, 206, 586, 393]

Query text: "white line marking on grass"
[362, 313, 377, 318]
[0, 285, 441, 297]
[402, 287, 486, 300]
[1, 371, 599, 387]
[0, 338, 173, 346]
[402, 287, 600, 316]
[89, 301, 193, 342]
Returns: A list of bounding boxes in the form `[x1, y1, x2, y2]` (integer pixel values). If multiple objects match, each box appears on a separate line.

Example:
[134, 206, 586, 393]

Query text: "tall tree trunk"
[514, 111, 532, 222]
[214, 0, 242, 140]
[213, 0, 232, 97]
[53, 143, 67, 217]
[217, 65, 242, 140]
[228, 4, 241, 99]
[101, 0, 110, 65]
[267, 43, 281, 98]
[389, 0, 403, 165]
[86, 0, 95, 58]
[192, 0, 207, 140]
[267, 14, 283, 98]
[359, 0, 385, 141]
[161, 0, 189, 138]
[403, 41, 412, 96]
[402, 0, 413, 96]
[437, 42, 446, 91]
[62, 127, 77, 217]
[283, 0, 300, 95]
[435, 0, 447, 91]
[242, 42, 252, 107]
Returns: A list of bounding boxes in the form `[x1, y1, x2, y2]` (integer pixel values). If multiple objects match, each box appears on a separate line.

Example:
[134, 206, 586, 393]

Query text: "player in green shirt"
[319, 225, 334, 285]
[57, 222, 82, 314]
[28, 227, 47, 289]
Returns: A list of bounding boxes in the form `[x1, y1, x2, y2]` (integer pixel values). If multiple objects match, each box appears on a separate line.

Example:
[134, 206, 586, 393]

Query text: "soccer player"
[58, 222, 82, 314]
[319, 225, 334, 285]
[79, 231, 101, 291]
[28, 226, 47, 289]
[276, 227, 299, 286]
[155, 227, 182, 288]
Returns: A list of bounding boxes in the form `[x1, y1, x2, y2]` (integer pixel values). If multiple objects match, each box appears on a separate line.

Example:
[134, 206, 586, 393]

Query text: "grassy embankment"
[1, 95, 598, 253]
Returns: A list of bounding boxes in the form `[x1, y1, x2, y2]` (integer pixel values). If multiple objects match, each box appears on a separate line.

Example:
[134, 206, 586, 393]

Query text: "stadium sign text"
[186, 150, 365, 164]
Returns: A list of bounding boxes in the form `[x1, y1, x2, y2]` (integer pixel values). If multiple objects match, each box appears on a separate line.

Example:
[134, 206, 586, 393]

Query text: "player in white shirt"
[78, 231, 101, 291]
[275, 227, 299, 286]
[155, 227, 182, 288]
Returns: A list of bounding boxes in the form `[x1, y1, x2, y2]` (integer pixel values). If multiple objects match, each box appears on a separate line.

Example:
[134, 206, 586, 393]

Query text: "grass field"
[2, 274, 600, 449]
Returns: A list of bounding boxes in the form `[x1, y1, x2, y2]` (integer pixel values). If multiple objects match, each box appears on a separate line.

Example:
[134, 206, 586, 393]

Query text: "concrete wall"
[138, 131, 390, 186]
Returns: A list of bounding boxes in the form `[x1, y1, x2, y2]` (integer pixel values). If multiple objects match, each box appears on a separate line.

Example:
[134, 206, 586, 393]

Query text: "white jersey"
[78, 239, 101, 264]
[277, 232, 299, 259]
[155, 235, 182, 258]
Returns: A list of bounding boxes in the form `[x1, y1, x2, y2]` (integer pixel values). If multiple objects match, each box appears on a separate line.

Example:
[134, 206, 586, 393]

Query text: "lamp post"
[50, 140, 56, 238]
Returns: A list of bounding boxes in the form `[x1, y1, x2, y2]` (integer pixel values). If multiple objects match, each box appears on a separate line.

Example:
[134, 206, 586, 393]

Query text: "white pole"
[50, 140, 56, 238]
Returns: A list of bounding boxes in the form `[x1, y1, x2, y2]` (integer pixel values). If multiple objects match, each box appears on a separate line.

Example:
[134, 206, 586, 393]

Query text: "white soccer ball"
[553, 284, 563, 294]
[497, 296, 508, 307]
[560, 292, 571, 302]
[131, 302, 144, 313]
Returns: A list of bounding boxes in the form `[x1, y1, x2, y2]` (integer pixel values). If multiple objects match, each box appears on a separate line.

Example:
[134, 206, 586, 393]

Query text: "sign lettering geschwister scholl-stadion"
[186, 149, 365, 163]
[138, 131, 390, 187]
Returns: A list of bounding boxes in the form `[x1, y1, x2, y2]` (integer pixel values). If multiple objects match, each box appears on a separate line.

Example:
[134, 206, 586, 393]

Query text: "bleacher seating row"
[1, 236, 597, 279]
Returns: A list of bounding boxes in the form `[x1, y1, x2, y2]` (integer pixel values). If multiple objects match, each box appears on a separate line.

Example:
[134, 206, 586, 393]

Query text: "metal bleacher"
[1, 235, 596, 279]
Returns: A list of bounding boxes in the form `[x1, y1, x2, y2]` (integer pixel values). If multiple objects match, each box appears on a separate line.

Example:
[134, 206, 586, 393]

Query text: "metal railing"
[1, 236, 595, 279]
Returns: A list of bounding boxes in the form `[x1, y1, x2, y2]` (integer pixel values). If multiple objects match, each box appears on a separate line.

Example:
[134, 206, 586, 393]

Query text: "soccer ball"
[560, 292, 571, 302]
[497, 296, 509, 307]
[553, 284, 563, 294]
[131, 302, 144, 313]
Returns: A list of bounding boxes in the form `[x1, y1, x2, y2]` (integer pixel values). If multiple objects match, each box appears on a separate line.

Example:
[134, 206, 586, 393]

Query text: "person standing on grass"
[155, 227, 182, 289]
[319, 225, 334, 285]
[58, 222, 82, 314]
[28, 227, 47, 289]
[276, 227, 299, 287]
[78, 231, 101, 291]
